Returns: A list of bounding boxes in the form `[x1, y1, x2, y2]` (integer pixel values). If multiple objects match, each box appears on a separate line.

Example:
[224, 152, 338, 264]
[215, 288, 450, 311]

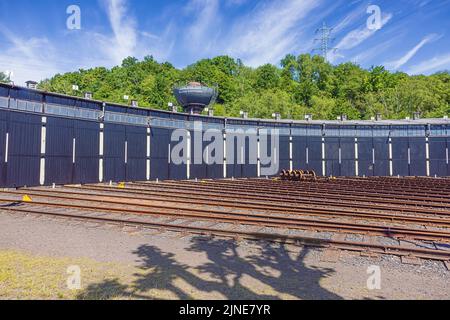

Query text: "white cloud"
[350, 35, 400, 65]
[184, 0, 221, 53]
[333, 3, 367, 34]
[407, 53, 450, 75]
[93, 0, 176, 64]
[385, 34, 440, 70]
[0, 26, 69, 85]
[92, 0, 170, 65]
[225, 0, 248, 6]
[106, 0, 137, 62]
[0, 0, 175, 85]
[224, 0, 322, 66]
[335, 12, 392, 51]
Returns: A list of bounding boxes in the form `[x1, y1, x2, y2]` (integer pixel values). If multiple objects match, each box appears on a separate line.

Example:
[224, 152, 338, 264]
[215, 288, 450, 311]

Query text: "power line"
[313, 22, 337, 62]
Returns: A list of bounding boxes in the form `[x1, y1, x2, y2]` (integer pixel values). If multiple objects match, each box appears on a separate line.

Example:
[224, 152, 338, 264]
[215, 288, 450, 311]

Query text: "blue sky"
[0, 0, 449, 85]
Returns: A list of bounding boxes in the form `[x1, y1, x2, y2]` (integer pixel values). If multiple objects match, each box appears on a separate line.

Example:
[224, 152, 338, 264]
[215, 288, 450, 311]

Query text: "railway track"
[1, 203, 450, 263]
[2, 193, 450, 243]
[1, 176, 449, 264]
[63, 184, 450, 222]
[124, 182, 449, 213]
[1, 187, 450, 243]
[160, 179, 450, 202]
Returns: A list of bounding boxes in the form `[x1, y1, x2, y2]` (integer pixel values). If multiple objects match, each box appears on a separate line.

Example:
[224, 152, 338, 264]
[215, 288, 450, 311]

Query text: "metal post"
[355, 138, 359, 177]
[289, 123, 293, 172]
[389, 137, 393, 176]
[39, 117, 47, 185]
[223, 119, 227, 179]
[146, 127, 151, 181]
[99, 123, 104, 183]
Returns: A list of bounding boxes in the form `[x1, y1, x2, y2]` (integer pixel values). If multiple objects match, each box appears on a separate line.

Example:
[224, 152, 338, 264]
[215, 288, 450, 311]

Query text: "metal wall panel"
[246, 134, 258, 177]
[260, 132, 278, 177]
[307, 137, 323, 175]
[292, 136, 307, 169]
[207, 165, 223, 179]
[226, 164, 241, 179]
[340, 137, 355, 176]
[226, 133, 244, 178]
[74, 120, 99, 184]
[448, 137, 450, 176]
[279, 136, 290, 172]
[190, 130, 207, 180]
[207, 166, 224, 179]
[103, 123, 126, 182]
[4, 82, 450, 183]
[357, 137, 374, 177]
[167, 129, 187, 180]
[392, 137, 409, 176]
[0, 110, 8, 185]
[7, 112, 41, 187]
[325, 137, 340, 176]
[45, 117, 74, 185]
[373, 137, 389, 176]
[409, 137, 426, 176]
[0, 86, 9, 97]
[76, 100, 102, 111]
[46, 95, 75, 107]
[10, 87, 43, 103]
[429, 137, 447, 177]
[170, 164, 187, 180]
[447, 137, 450, 177]
[204, 135, 224, 179]
[126, 126, 147, 181]
[150, 127, 170, 180]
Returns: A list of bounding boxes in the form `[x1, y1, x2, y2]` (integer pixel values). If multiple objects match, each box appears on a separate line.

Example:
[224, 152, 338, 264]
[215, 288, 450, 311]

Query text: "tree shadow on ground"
[77, 236, 342, 300]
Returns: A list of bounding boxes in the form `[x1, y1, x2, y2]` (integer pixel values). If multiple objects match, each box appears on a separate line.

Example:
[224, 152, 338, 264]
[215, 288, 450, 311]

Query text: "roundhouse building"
[0, 82, 449, 188]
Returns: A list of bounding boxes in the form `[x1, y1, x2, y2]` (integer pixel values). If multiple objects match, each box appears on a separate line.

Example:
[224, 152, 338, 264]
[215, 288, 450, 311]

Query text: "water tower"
[173, 82, 217, 115]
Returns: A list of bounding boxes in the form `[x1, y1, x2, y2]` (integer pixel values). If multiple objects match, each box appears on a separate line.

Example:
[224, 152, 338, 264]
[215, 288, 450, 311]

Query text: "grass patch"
[0, 250, 136, 300]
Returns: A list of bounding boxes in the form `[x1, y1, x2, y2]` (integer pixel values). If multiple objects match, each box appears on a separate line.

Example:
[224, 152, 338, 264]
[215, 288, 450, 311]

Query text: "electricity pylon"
[313, 22, 337, 62]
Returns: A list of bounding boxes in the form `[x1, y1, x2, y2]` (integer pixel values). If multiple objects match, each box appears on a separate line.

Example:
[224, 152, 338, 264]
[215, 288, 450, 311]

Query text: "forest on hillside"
[2, 54, 450, 120]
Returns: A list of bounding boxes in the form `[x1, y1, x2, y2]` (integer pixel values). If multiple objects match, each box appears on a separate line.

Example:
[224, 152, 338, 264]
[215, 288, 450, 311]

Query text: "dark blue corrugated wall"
[325, 137, 340, 176]
[341, 138, 356, 176]
[429, 137, 447, 177]
[45, 117, 74, 185]
[103, 123, 126, 182]
[392, 137, 409, 176]
[2, 83, 450, 185]
[447, 137, 450, 176]
[244, 134, 258, 177]
[151, 127, 170, 180]
[292, 136, 307, 170]
[205, 134, 224, 180]
[409, 137, 426, 176]
[169, 130, 187, 180]
[74, 120, 99, 184]
[373, 138, 389, 176]
[0, 109, 7, 186]
[7, 111, 41, 187]
[307, 137, 323, 175]
[226, 133, 242, 178]
[256, 131, 274, 176]
[126, 126, 147, 182]
[190, 130, 207, 180]
[358, 138, 374, 177]
[279, 136, 290, 173]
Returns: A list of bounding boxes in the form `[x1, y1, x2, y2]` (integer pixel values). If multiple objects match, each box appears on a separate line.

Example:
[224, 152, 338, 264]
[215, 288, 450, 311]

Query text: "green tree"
[255, 64, 280, 90]
[0, 72, 9, 83]
[37, 54, 450, 121]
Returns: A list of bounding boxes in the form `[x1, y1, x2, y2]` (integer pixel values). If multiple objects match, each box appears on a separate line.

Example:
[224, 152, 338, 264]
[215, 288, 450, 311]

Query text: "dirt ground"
[0, 211, 448, 300]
